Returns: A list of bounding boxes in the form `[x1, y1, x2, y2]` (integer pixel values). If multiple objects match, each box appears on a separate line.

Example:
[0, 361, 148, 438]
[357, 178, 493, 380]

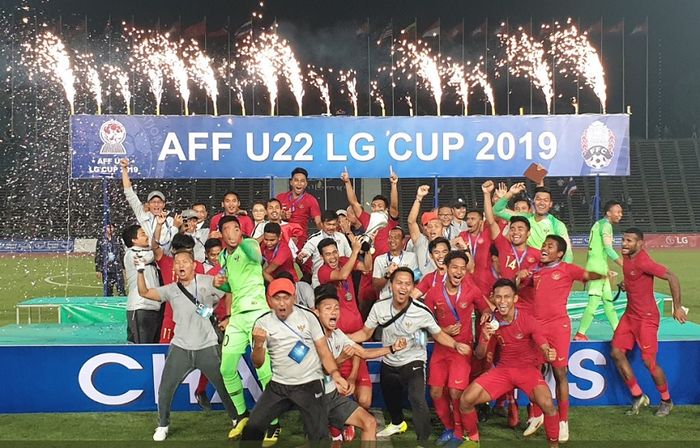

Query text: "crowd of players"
[111, 157, 688, 447]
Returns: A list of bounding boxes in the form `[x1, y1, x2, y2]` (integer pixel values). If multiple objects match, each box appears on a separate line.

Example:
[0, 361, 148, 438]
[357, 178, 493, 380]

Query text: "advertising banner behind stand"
[70, 114, 630, 179]
[1, 340, 698, 413]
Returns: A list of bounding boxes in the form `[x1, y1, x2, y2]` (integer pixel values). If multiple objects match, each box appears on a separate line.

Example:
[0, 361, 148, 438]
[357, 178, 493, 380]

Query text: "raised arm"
[136, 269, 161, 302]
[328, 239, 362, 281]
[389, 167, 400, 219]
[408, 185, 430, 244]
[341, 169, 364, 218]
[493, 182, 527, 221]
[481, 181, 501, 239]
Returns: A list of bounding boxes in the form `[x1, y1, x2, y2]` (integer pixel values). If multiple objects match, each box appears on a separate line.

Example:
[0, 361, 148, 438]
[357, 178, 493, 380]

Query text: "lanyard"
[279, 316, 307, 341]
[510, 243, 528, 268]
[442, 282, 462, 322]
[467, 231, 481, 260]
[532, 261, 561, 274]
[288, 192, 306, 212]
[263, 243, 280, 264]
[431, 271, 446, 287]
[387, 251, 403, 266]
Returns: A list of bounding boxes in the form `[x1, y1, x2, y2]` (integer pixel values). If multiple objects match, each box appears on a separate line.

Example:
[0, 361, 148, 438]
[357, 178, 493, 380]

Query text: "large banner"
[1, 340, 697, 413]
[70, 114, 630, 179]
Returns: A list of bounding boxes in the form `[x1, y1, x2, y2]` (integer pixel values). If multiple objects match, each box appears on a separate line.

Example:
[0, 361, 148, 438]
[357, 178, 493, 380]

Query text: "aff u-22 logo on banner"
[99, 119, 127, 155]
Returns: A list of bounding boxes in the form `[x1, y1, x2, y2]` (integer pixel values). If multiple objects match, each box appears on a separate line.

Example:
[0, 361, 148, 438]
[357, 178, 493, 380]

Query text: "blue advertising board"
[1, 340, 697, 413]
[70, 114, 630, 179]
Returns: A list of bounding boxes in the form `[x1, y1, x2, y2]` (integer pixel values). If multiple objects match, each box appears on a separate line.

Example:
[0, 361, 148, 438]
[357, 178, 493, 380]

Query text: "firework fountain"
[183, 39, 219, 116]
[370, 79, 386, 116]
[218, 61, 247, 116]
[22, 31, 76, 114]
[394, 39, 444, 116]
[103, 64, 131, 115]
[497, 25, 554, 114]
[306, 65, 331, 115]
[338, 69, 358, 116]
[549, 19, 607, 113]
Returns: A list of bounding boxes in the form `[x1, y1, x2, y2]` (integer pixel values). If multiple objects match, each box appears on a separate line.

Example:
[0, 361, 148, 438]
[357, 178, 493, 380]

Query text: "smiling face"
[290, 173, 308, 196]
[621, 232, 642, 257]
[533, 191, 552, 216]
[492, 284, 518, 318]
[388, 228, 404, 252]
[267, 200, 282, 222]
[222, 193, 240, 215]
[508, 221, 530, 246]
[540, 238, 564, 264]
[252, 203, 267, 223]
[320, 243, 340, 269]
[607, 204, 623, 224]
[446, 256, 467, 288]
[315, 298, 340, 332]
[321, 218, 338, 235]
[173, 251, 196, 282]
[512, 199, 530, 213]
[269, 292, 296, 320]
[206, 245, 222, 265]
[430, 242, 450, 270]
[148, 196, 165, 214]
[371, 198, 388, 213]
[390, 271, 414, 307]
[438, 207, 453, 228]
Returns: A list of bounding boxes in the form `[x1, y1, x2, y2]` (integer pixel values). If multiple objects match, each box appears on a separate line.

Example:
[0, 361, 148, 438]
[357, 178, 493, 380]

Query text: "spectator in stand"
[120, 158, 177, 254]
[122, 224, 161, 344]
[276, 167, 322, 249]
[209, 191, 254, 239]
[95, 224, 126, 296]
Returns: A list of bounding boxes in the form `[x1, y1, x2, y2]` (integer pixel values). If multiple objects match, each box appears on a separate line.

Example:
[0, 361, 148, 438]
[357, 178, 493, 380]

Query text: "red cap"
[421, 211, 439, 226]
[267, 278, 296, 297]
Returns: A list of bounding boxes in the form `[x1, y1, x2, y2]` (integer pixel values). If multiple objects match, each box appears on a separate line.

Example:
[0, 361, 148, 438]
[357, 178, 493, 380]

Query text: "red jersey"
[210, 212, 254, 238]
[486, 310, 548, 369]
[623, 250, 667, 321]
[261, 241, 299, 281]
[276, 191, 321, 247]
[493, 234, 540, 280]
[459, 229, 496, 295]
[358, 211, 398, 257]
[280, 222, 305, 247]
[317, 256, 364, 333]
[424, 278, 490, 345]
[416, 270, 446, 295]
[530, 262, 586, 323]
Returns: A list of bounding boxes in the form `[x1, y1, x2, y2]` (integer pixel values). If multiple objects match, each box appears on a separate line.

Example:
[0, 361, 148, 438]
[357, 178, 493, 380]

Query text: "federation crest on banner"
[581, 121, 616, 169]
[99, 119, 127, 155]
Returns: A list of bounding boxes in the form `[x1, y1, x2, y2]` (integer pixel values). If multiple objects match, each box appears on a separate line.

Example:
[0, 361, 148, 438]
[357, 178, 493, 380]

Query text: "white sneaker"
[559, 420, 569, 442]
[523, 415, 544, 437]
[153, 426, 169, 441]
[376, 420, 408, 438]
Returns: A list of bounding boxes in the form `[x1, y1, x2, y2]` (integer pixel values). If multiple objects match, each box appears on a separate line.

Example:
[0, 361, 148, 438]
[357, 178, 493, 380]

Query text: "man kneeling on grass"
[458, 279, 560, 448]
[314, 283, 408, 443]
[135, 250, 238, 442]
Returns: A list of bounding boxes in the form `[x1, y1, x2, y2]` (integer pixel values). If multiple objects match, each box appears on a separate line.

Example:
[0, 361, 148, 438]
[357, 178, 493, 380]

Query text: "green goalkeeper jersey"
[493, 197, 573, 262]
[218, 237, 269, 315]
[586, 218, 618, 274]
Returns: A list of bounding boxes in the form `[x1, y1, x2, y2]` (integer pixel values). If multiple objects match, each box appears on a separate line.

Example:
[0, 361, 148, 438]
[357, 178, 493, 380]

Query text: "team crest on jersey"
[297, 324, 306, 333]
[527, 257, 536, 263]
[460, 302, 468, 309]
[581, 120, 616, 170]
[630, 270, 636, 276]
[477, 238, 484, 244]
[552, 272, 562, 280]
[515, 333, 524, 339]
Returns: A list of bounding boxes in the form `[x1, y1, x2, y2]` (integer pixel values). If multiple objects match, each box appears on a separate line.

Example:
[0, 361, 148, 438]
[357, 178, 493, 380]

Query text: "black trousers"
[380, 360, 432, 441]
[126, 309, 161, 343]
[242, 379, 329, 443]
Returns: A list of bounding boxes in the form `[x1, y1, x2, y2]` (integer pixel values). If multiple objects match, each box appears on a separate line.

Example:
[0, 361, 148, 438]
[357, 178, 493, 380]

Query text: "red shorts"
[475, 366, 547, 400]
[428, 347, 471, 390]
[611, 314, 659, 356]
[339, 358, 372, 388]
[541, 317, 571, 368]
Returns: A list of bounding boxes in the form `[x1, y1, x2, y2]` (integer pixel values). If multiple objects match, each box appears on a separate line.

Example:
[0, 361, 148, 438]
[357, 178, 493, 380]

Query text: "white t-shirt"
[365, 299, 440, 367]
[410, 234, 436, 276]
[254, 305, 326, 385]
[124, 247, 161, 312]
[372, 251, 420, 300]
[324, 329, 355, 393]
